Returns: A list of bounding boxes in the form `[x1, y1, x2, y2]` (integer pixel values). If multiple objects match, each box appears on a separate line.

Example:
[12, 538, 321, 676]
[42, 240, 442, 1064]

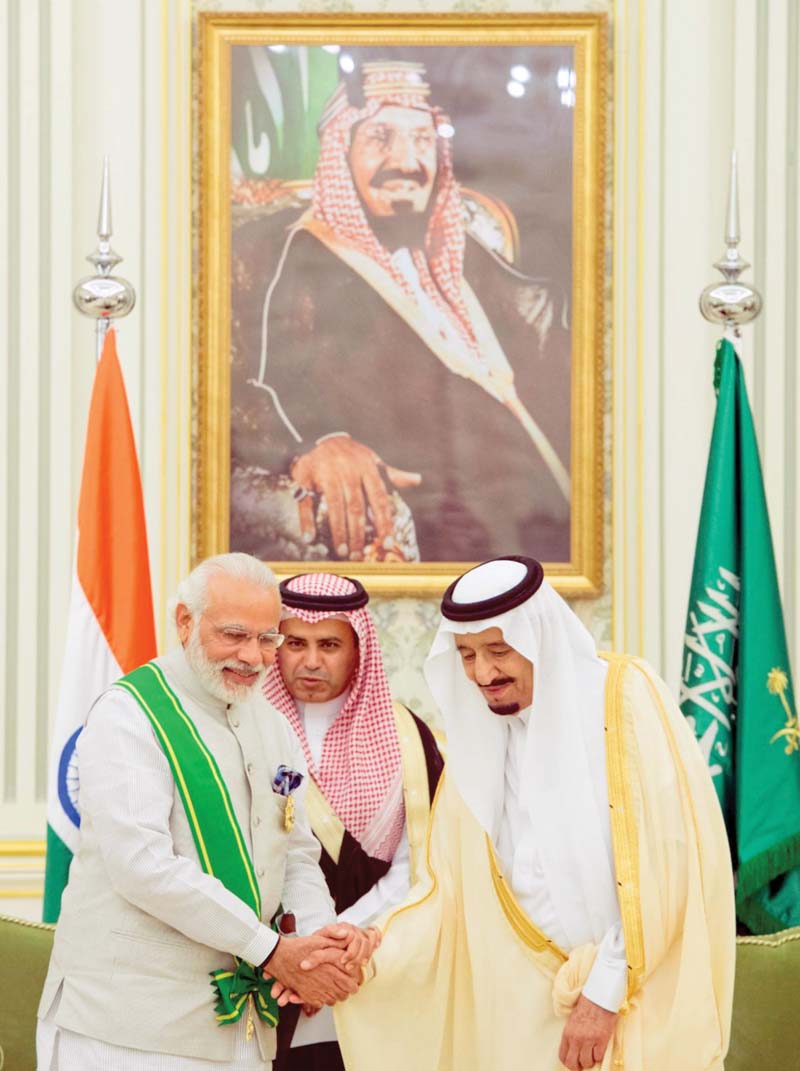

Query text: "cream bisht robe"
[335, 654, 735, 1071]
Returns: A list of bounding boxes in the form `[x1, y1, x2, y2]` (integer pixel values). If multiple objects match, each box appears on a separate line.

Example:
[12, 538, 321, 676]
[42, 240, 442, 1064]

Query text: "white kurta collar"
[159, 645, 230, 719]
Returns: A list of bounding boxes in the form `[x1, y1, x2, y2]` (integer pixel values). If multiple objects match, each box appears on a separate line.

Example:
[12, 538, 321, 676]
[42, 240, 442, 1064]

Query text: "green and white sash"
[118, 661, 280, 1029]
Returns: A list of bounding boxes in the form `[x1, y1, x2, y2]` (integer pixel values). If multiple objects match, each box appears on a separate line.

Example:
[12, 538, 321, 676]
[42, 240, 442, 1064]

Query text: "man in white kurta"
[335, 555, 736, 1071]
[37, 553, 376, 1071]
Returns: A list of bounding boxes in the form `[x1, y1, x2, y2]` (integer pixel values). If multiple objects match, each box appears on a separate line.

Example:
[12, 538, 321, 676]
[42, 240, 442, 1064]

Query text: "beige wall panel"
[790, 5, 800, 661]
[760, 0, 789, 589]
[657, 0, 735, 693]
[0, 0, 11, 806]
[14, 2, 43, 815]
[46, 0, 75, 748]
[3, 0, 800, 896]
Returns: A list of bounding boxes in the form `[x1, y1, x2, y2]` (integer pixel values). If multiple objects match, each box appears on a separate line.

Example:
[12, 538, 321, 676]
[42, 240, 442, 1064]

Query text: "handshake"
[264, 923, 381, 1012]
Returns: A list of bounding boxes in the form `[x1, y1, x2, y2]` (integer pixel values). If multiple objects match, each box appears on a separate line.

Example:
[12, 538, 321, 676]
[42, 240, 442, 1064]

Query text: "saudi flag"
[680, 335, 800, 933]
[43, 329, 157, 922]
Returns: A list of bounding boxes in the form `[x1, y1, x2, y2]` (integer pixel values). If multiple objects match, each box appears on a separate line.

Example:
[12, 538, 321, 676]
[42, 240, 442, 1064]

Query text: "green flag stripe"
[118, 663, 260, 916]
[42, 824, 73, 924]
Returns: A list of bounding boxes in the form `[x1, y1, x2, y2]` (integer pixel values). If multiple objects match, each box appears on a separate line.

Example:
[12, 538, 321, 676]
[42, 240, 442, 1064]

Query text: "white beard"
[184, 627, 267, 704]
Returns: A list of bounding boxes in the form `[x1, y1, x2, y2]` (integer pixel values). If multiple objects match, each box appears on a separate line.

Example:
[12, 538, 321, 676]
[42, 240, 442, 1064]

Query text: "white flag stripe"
[46, 572, 122, 852]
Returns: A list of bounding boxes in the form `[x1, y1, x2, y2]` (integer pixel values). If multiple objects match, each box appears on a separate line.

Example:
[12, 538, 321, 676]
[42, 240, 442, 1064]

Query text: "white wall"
[1, 0, 798, 919]
[0, 0, 193, 918]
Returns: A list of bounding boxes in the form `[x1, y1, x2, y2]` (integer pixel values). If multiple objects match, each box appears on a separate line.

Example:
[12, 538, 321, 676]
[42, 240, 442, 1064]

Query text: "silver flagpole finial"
[97, 155, 112, 244]
[73, 156, 136, 359]
[699, 149, 762, 336]
[725, 149, 740, 246]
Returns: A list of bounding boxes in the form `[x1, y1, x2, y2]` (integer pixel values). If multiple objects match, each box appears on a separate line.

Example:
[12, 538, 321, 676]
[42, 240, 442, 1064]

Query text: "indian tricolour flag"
[43, 328, 157, 922]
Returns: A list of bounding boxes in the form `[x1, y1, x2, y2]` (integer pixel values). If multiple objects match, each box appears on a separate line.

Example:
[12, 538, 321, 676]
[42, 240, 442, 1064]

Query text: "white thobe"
[495, 708, 628, 1013]
[38, 675, 334, 1071]
[291, 694, 412, 1049]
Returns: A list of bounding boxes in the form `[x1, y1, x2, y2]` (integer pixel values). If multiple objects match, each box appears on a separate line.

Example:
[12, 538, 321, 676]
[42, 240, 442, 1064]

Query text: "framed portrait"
[198, 13, 607, 596]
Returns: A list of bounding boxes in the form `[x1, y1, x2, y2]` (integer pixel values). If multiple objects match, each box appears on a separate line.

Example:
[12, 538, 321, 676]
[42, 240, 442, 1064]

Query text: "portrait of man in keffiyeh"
[310, 63, 480, 358]
[229, 52, 573, 568]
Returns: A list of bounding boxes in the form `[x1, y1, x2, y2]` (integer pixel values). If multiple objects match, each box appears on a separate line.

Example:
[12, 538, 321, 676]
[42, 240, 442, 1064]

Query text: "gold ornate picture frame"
[197, 12, 607, 597]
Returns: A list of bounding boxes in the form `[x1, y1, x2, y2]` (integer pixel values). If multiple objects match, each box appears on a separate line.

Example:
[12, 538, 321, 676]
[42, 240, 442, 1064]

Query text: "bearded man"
[37, 553, 378, 1071]
[334, 556, 736, 1071]
[262, 572, 443, 1071]
[231, 60, 570, 565]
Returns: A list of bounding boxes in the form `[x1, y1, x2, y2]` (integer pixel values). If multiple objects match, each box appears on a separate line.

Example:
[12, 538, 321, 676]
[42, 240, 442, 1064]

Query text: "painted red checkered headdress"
[263, 572, 404, 862]
[311, 61, 479, 356]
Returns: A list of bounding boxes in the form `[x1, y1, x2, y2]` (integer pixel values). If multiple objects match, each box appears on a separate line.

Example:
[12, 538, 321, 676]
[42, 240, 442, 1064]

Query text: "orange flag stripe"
[76, 329, 157, 673]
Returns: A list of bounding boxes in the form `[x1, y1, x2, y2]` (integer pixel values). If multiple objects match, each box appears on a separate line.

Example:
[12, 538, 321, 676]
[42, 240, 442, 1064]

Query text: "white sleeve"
[580, 922, 628, 1013]
[278, 739, 337, 935]
[337, 827, 411, 928]
[77, 688, 277, 966]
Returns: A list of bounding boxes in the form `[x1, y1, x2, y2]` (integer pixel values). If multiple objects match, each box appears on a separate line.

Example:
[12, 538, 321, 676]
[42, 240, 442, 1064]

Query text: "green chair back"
[0, 913, 54, 1071]
[727, 928, 800, 1071]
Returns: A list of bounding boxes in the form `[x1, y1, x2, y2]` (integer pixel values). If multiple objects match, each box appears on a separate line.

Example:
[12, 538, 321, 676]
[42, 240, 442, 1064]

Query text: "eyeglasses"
[204, 617, 285, 651]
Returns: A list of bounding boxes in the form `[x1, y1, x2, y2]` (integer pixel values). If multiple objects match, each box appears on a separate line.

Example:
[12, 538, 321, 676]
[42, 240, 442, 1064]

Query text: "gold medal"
[284, 793, 295, 832]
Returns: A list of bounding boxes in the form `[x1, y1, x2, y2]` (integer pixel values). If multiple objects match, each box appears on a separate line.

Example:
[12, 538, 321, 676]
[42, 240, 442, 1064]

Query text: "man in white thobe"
[429, 555, 627, 1063]
[335, 555, 735, 1071]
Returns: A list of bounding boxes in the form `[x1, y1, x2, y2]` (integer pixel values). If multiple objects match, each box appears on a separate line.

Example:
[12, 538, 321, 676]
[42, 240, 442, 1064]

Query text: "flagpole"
[45, 159, 154, 923]
[684, 149, 800, 933]
[73, 156, 136, 360]
[699, 149, 763, 336]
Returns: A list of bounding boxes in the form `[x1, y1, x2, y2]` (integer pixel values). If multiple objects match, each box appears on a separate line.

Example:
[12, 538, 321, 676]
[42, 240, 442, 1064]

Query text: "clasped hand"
[266, 923, 381, 1010]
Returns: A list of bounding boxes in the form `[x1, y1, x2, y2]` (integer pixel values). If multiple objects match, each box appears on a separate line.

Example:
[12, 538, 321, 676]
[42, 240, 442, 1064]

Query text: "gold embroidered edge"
[379, 773, 446, 934]
[392, 701, 433, 888]
[486, 837, 567, 966]
[306, 778, 346, 865]
[600, 651, 646, 1001]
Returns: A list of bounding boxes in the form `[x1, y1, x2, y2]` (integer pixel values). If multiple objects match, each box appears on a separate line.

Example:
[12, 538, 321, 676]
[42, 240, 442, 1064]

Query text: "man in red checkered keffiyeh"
[265, 572, 404, 861]
[265, 572, 443, 1071]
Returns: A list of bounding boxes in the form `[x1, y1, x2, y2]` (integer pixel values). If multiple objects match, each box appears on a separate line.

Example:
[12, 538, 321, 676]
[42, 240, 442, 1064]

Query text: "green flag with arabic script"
[680, 336, 800, 933]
